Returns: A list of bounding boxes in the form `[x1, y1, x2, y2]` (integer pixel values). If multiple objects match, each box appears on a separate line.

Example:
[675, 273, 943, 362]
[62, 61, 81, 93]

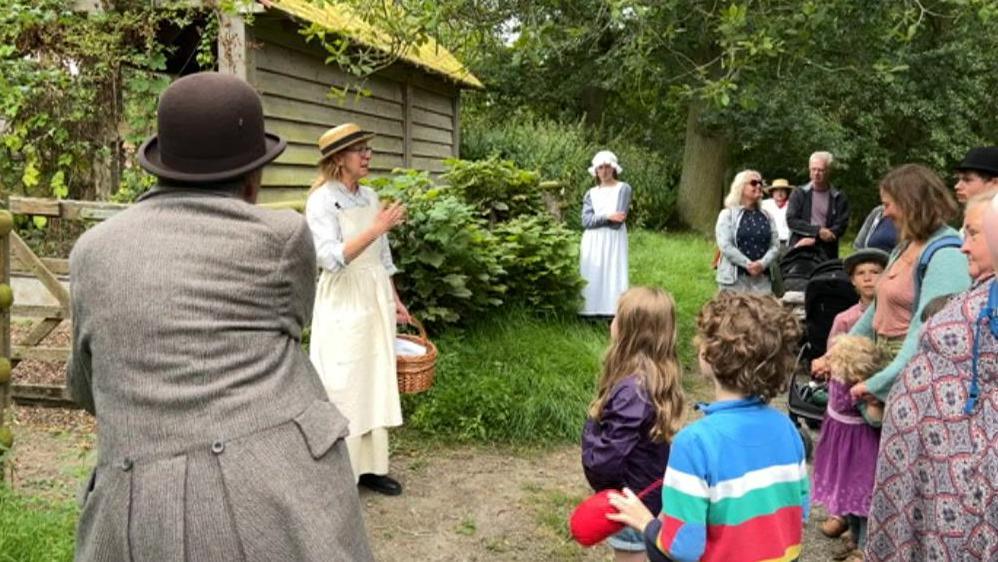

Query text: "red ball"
[569, 489, 625, 547]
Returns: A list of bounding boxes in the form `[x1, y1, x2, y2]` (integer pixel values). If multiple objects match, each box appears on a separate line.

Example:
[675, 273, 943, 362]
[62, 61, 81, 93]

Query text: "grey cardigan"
[582, 182, 632, 230]
[714, 205, 780, 285]
[68, 187, 373, 562]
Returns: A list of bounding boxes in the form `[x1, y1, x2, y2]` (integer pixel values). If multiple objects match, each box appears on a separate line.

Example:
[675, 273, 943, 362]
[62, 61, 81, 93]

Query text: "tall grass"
[403, 229, 716, 443]
[0, 488, 75, 562]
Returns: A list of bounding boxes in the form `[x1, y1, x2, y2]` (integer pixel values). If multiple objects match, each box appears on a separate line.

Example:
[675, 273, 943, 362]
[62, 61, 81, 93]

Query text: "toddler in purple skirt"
[812, 335, 890, 562]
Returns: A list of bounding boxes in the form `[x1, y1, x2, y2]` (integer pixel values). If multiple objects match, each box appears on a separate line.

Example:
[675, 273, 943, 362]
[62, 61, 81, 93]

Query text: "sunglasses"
[748, 179, 765, 188]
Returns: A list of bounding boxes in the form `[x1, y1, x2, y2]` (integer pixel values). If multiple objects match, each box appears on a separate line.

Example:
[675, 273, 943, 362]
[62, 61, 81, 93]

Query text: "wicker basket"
[396, 318, 437, 394]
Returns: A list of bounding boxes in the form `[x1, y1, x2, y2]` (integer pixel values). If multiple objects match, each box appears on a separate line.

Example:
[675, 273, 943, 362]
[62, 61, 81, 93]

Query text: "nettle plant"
[366, 160, 584, 326]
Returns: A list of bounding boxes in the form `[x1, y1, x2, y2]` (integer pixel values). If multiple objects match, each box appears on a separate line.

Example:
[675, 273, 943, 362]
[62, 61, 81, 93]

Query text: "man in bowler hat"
[68, 72, 374, 561]
[954, 146, 998, 205]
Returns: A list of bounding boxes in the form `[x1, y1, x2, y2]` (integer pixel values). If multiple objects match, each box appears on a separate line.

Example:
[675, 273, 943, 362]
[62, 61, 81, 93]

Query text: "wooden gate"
[3, 197, 128, 408]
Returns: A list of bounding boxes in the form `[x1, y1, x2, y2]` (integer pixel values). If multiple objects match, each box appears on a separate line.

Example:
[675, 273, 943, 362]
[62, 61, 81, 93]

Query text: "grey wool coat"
[68, 186, 374, 562]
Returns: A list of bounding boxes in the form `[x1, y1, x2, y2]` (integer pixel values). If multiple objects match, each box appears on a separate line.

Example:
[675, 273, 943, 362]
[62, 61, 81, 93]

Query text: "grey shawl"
[581, 182, 633, 230]
[68, 186, 373, 562]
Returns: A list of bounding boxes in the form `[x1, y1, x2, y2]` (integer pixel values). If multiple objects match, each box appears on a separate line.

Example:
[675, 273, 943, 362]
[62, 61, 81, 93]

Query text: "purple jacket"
[581, 374, 670, 514]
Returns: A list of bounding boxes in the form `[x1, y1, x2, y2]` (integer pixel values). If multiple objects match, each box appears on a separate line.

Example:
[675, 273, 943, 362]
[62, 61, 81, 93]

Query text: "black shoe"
[358, 473, 402, 496]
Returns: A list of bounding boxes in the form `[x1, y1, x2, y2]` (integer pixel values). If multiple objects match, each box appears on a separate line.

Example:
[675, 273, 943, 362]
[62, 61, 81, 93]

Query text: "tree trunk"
[677, 100, 730, 234]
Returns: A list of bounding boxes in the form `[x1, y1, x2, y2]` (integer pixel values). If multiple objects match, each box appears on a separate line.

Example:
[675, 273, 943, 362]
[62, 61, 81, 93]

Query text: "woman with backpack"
[848, 164, 971, 403]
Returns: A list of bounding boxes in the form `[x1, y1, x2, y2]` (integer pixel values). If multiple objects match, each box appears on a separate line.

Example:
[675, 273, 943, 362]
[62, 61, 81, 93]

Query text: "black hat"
[138, 72, 286, 182]
[955, 146, 998, 176]
[844, 248, 889, 276]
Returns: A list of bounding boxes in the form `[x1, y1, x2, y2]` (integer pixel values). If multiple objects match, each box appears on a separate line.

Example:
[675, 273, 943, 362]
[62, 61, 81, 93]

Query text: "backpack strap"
[913, 235, 963, 312]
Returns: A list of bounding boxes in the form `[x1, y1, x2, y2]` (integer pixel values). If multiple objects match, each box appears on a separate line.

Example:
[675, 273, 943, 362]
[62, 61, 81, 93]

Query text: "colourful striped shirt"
[643, 397, 809, 562]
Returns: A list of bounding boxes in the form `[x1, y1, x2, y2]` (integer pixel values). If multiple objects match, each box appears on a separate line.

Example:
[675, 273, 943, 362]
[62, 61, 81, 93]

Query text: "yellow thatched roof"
[260, 0, 483, 89]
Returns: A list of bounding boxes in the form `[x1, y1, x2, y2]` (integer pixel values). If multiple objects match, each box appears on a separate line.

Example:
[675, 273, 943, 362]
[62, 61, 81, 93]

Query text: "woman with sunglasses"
[305, 123, 410, 497]
[714, 170, 780, 294]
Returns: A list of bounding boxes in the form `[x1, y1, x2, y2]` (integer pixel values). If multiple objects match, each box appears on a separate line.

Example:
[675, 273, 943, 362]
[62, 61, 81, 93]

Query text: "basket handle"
[402, 317, 429, 346]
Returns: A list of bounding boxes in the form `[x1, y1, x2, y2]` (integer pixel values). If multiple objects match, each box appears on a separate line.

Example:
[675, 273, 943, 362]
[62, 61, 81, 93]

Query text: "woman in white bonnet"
[580, 150, 632, 317]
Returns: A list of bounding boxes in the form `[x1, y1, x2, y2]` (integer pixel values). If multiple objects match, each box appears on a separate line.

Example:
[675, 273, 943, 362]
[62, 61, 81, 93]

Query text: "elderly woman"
[865, 190, 998, 561]
[580, 150, 632, 317]
[849, 164, 971, 403]
[714, 170, 780, 294]
[306, 123, 410, 496]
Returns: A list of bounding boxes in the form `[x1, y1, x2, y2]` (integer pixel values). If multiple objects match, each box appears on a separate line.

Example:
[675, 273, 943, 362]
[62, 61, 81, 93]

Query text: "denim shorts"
[606, 525, 645, 552]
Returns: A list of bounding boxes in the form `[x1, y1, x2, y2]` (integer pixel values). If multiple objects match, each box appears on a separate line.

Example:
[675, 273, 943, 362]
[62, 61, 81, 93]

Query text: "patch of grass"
[403, 310, 607, 442]
[521, 483, 588, 560]
[0, 487, 76, 562]
[455, 516, 477, 536]
[403, 229, 717, 443]
[629, 229, 717, 367]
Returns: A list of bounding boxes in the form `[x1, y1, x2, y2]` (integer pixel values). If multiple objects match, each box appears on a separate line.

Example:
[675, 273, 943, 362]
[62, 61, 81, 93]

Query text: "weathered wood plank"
[12, 256, 69, 277]
[10, 383, 77, 409]
[403, 82, 414, 167]
[412, 140, 454, 159]
[257, 187, 309, 203]
[262, 157, 405, 188]
[411, 107, 453, 131]
[411, 156, 447, 173]
[265, 119, 404, 150]
[8, 198, 60, 217]
[277, 142, 402, 168]
[262, 94, 404, 137]
[452, 95, 461, 157]
[412, 86, 454, 116]
[12, 346, 71, 362]
[18, 318, 63, 347]
[254, 39, 404, 103]
[9, 232, 71, 309]
[256, 69, 404, 123]
[11, 304, 66, 319]
[411, 123, 454, 145]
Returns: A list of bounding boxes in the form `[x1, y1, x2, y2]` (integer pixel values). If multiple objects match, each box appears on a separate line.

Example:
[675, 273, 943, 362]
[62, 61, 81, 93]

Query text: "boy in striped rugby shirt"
[609, 292, 810, 562]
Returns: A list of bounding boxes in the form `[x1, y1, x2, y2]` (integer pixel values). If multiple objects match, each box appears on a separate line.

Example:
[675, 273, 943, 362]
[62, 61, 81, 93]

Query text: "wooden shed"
[217, 0, 483, 202]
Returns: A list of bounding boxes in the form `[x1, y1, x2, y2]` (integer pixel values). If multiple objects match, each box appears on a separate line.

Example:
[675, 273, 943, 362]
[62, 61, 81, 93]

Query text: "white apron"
[580, 185, 629, 315]
[310, 203, 403, 440]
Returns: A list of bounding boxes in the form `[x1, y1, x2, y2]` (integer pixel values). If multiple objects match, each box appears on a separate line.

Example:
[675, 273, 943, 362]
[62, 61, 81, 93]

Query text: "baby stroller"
[783, 257, 858, 458]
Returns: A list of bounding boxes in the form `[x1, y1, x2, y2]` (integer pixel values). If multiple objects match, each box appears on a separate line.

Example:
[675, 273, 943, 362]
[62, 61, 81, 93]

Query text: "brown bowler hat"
[138, 72, 286, 182]
[318, 123, 375, 160]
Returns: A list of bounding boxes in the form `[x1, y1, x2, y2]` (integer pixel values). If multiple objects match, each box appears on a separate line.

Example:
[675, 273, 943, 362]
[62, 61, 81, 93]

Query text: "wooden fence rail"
[1, 195, 308, 410]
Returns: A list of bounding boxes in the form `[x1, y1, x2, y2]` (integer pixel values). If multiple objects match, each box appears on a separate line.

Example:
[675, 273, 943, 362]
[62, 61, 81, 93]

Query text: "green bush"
[440, 157, 546, 224]
[460, 113, 679, 230]
[367, 170, 505, 326]
[492, 214, 583, 315]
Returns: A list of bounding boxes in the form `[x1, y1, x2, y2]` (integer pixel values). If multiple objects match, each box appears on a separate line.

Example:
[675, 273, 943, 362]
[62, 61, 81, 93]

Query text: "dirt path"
[9, 406, 840, 561]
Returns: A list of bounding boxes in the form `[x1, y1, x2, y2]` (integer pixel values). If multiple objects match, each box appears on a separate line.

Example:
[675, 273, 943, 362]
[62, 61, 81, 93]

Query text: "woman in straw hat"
[305, 123, 409, 496]
[760, 178, 794, 251]
[580, 150, 632, 318]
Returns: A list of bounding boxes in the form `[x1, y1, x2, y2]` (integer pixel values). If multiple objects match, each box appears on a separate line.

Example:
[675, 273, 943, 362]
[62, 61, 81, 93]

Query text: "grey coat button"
[211, 441, 224, 454]
[120, 458, 133, 472]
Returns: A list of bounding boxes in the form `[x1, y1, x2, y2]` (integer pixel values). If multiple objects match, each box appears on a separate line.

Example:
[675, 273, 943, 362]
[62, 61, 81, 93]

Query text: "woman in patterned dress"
[865, 191, 998, 561]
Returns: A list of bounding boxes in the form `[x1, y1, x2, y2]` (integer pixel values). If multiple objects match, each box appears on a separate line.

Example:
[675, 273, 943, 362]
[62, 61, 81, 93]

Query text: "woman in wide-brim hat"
[579, 150, 632, 318]
[305, 122, 410, 496]
[760, 178, 794, 249]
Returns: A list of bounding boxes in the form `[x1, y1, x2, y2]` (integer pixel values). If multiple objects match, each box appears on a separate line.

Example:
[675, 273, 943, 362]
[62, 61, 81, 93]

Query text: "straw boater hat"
[318, 123, 375, 161]
[588, 150, 623, 177]
[764, 178, 795, 193]
[138, 73, 286, 183]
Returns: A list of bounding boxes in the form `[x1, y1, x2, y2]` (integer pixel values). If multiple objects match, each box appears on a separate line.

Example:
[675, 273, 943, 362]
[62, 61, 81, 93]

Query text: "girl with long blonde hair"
[581, 286, 685, 561]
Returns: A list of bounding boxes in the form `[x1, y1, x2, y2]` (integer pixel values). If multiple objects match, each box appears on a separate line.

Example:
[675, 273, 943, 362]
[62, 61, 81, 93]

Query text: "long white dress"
[580, 183, 630, 316]
[306, 181, 402, 481]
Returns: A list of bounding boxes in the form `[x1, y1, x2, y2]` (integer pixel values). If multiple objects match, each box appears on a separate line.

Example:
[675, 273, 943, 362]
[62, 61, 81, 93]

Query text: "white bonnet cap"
[588, 150, 622, 177]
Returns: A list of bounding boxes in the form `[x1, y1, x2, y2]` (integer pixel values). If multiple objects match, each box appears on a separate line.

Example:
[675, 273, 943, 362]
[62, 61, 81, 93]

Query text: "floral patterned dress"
[866, 279, 998, 561]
